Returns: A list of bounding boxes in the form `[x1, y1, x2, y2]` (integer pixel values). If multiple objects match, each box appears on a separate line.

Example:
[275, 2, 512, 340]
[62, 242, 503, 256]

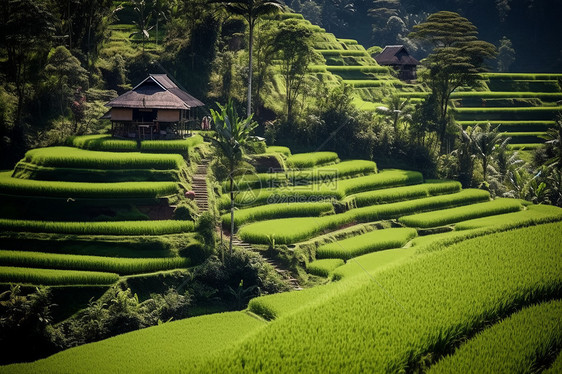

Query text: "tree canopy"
[409, 11, 496, 153]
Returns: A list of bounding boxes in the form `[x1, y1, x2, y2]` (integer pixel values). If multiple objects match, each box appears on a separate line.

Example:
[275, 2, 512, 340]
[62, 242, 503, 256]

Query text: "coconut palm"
[210, 100, 258, 254]
[210, 0, 284, 116]
[471, 123, 506, 183]
[129, 0, 153, 54]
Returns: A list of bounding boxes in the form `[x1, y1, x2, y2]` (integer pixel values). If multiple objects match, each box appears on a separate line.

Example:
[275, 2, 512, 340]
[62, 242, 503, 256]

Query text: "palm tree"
[210, 100, 258, 254]
[375, 94, 413, 137]
[471, 123, 505, 183]
[210, 0, 284, 116]
[129, 0, 153, 54]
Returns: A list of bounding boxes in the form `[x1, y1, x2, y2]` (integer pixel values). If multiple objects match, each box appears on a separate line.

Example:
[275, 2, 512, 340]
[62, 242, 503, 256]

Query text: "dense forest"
[0, 0, 561, 200]
[295, 0, 562, 73]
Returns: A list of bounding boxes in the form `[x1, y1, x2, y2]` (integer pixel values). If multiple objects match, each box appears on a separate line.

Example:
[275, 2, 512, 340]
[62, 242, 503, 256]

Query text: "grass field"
[12, 222, 560, 372]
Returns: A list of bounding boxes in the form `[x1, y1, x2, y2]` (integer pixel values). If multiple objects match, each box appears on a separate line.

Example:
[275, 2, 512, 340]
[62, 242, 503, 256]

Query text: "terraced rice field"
[7, 222, 560, 372]
[0, 135, 203, 286]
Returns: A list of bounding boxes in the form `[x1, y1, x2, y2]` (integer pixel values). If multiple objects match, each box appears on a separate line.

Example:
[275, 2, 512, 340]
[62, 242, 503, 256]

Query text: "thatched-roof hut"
[374, 45, 419, 81]
[105, 74, 205, 139]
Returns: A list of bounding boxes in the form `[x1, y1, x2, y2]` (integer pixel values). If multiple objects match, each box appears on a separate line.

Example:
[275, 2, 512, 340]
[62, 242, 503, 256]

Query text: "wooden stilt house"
[105, 74, 205, 139]
[374, 45, 419, 81]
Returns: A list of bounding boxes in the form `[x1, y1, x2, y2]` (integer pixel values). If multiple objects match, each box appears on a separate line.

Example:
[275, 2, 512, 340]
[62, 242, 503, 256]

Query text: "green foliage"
[398, 198, 521, 228]
[0, 266, 119, 286]
[409, 11, 497, 152]
[316, 227, 417, 260]
[0, 219, 195, 235]
[0, 251, 190, 276]
[0, 171, 179, 198]
[429, 300, 562, 373]
[306, 258, 344, 277]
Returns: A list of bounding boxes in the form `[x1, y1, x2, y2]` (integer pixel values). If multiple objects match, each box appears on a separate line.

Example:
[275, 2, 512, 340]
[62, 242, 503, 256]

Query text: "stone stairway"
[192, 159, 209, 212]
[231, 236, 302, 291]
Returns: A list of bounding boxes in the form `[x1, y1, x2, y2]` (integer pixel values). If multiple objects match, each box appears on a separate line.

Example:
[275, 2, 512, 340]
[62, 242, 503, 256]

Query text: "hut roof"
[374, 45, 419, 66]
[106, 74, 205, 109]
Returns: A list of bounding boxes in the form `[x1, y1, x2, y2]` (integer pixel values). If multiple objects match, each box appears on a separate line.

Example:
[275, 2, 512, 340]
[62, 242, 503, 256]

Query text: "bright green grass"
[67, 134, 137, 151]
[453, 106, 562, 121]
[508, 143, 543, 150]
[221, 201, 334, 229]
[265, 146, 291, 156]
[450, 91, 562, 99]
[482, 73, 562, 80]
[454, 204, 562, 230]
[314, 159, 377, 178]
[317, 49, 368, 56]
[3, 312, 266, 373]
[398, 198, 522, 228]
[10, 221, 562, 372]
[306, 258, 345, 277]
[285, 151, 339, 168]
[220, 169, 421, 209]
[222, 160, 377, 192]
[239, 189, 490, 244]
[0, 266, 119, 286]
[67, 134, 203, 154]
[331, 246, 416, 280]
[11, 162, 182, 183]
[0, 172, 179, 198]
[23, 147, 185, 170]
[0, 219, 194, 235]
[336, 169, 422, 195]
[316, 227, 417, 260]
[0, 251, 190, 275]
[429, 300, 562, 374]
[203, 222, 562, 372]
[347, 180, 461, 207]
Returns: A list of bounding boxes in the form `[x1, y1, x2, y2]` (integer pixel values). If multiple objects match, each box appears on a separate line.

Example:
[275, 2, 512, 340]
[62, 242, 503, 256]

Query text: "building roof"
[106, 74, 205, 110]
[374, 45, 420, 66]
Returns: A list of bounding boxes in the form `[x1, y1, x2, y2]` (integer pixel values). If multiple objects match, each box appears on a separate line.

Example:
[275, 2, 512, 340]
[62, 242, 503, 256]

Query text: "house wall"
[111, 108, 133, 121]
[157, 109, 180, 122]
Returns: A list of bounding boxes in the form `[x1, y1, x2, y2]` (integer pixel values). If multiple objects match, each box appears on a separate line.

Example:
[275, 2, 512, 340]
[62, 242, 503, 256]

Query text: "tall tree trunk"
[247, 20, 254, 116]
